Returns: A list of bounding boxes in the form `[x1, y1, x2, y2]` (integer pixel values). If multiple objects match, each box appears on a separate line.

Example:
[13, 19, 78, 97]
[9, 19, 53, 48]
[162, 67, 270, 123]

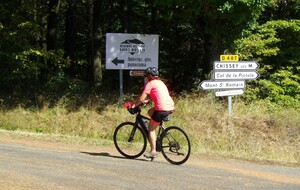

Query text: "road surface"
[0, 134, 299, 190]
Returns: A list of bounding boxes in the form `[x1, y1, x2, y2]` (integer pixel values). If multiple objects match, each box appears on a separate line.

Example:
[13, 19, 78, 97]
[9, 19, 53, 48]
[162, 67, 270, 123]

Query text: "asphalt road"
[0, 136, 300, 190]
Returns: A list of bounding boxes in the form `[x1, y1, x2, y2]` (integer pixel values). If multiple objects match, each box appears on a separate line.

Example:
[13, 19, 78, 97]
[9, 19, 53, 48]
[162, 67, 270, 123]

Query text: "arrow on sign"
[199, 80, 246, 90]
[112, 57, 125, 66]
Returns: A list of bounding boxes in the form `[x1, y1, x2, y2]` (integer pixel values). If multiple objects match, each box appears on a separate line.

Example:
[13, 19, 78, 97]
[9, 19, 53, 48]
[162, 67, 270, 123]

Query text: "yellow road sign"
[220, 55, 239, 62]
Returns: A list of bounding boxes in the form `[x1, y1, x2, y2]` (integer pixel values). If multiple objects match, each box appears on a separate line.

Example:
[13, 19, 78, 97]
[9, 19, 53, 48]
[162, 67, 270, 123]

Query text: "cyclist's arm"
[132, 92, 148, 108]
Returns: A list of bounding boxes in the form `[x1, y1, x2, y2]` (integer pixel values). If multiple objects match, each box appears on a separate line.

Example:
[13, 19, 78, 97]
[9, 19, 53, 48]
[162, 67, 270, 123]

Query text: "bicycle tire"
[113, 122, 147, 159]
[160, 126, 191, 165]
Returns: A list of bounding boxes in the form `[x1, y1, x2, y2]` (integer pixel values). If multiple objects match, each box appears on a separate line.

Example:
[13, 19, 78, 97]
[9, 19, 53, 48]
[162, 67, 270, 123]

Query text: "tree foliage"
[235, 19, 300, 106]
[0, 0, 299, 108]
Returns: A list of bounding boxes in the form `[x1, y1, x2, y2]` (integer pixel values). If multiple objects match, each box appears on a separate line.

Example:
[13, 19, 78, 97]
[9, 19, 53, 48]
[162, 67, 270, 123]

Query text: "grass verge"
[0, 92, 299, 166]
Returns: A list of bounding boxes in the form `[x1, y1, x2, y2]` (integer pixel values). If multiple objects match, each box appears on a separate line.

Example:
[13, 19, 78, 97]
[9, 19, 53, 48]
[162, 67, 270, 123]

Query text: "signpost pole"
[119, 70, 123, 102]
[228, 96, 232, 117]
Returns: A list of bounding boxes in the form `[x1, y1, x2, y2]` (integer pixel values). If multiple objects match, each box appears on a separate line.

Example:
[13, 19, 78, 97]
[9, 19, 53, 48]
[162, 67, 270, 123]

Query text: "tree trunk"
[120, 0, 130, 33]
[148, 0, 158, 33]
[47, 0, 59, 51]
[42, 0, 59, 80]
[64, 0, 78, 77]
[93, 0, 104, 85]
[87, 0, 94, 82]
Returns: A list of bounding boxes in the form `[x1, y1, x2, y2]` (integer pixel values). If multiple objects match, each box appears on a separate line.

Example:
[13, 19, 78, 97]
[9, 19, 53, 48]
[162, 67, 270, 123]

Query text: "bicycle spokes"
[166, 138, 186, 156]
[114, 122, 147, 159]
[160, 126, 191, 165]
[128, 127, 138, 142]
[169, 141, 181, 153]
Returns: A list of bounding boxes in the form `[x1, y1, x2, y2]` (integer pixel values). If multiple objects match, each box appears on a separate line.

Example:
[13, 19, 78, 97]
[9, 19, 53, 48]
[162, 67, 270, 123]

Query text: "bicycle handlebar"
[127, 107, 140, 115]
[124, 101, 148, 115]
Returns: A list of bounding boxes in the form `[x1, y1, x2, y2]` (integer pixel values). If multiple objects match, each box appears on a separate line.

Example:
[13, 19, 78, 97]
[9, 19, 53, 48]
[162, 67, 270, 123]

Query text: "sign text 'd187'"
[106, 33, 158, 70]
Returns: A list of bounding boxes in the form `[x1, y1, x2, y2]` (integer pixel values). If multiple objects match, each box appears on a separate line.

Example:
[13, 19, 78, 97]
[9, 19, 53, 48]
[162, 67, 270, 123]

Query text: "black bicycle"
[113, 103, 191, 165]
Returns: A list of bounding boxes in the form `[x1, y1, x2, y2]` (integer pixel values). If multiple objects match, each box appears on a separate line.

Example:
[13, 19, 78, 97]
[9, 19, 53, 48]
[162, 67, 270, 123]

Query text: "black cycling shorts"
[151, 110, 174, 123]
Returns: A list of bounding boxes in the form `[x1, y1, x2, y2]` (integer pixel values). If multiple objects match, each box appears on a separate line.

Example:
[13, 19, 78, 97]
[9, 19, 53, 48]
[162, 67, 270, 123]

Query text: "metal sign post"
[119, 70, 123, 102]
[228, 96, 232, 117]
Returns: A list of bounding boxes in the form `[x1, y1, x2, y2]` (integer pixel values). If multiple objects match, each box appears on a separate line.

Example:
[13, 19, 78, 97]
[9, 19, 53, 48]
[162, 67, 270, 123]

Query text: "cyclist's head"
[144, 67, 159, 79]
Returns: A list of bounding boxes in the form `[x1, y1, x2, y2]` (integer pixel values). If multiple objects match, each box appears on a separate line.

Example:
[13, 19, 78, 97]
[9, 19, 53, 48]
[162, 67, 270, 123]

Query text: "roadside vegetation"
[0, 92, 299, 166]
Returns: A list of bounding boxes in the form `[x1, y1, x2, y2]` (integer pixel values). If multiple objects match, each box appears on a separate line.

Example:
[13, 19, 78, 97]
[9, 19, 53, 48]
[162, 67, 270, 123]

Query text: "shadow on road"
[80, 151, 148, 162]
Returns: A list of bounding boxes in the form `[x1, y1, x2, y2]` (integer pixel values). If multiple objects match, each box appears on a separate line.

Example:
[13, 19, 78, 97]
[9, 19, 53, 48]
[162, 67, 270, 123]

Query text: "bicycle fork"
[128, 124, 138, 142]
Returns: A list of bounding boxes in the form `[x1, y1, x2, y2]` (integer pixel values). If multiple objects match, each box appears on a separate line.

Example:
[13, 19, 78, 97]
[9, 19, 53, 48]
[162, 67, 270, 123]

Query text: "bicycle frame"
[133, 110, 169, 152]
[135, 112, 150, 134]
[134, 110, 168, 134]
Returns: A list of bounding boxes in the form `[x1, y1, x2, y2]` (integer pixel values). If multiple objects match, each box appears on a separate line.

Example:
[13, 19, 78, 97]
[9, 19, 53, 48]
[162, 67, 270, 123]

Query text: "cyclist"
[132, 67, 174, 159]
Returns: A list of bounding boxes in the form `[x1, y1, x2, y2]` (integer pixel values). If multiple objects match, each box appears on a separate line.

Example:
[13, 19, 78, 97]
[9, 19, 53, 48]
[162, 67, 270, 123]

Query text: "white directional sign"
[106, 33, 158, 70]
[199, 80, 245, 90]
[216, 89, 244, 97]
[199, 56, 260, 117]
[214, 71, 260, 80]
[214, 61, 260, 70]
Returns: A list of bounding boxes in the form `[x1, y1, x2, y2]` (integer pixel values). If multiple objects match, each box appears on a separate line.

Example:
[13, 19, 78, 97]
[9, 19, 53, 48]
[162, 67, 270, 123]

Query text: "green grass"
[0, 92, 299, 166]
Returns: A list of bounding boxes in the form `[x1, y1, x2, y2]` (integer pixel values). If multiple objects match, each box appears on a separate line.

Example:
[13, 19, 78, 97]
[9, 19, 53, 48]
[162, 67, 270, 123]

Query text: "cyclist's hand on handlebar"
[136, 99, 151, 108]
[123, 101, 140, 114]
[141, 99, 150, 105]
[124, 101, 134, 109]
[130, 100, 148, 108]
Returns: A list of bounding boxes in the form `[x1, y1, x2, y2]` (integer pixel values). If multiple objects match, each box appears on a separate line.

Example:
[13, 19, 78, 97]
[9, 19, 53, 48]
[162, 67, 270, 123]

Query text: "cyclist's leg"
[146, 110, 172, 156]
[147, 107, 154, 117]
[144, 108, 159, 158]
[148, 119, 159, 154]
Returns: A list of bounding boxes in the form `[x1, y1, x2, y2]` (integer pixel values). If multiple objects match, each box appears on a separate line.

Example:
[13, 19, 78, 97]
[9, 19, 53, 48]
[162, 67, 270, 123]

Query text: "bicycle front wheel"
[113, 122, 147, 159]
[160, 126, 191, 165]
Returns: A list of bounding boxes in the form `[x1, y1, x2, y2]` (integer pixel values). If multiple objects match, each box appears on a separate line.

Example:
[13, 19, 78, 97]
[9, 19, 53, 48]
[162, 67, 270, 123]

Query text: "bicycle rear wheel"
[113, 122, 147, 159]
[160, 126, 191, 165]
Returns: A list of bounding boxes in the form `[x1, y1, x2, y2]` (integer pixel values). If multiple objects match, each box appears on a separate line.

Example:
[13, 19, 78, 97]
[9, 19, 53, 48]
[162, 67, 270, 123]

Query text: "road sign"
[215, 89, 244, 97]
[199, 80, 245, 90]
[106, 33, 158, 70]
[214, 61, 260, 70]
[200, 56, 261, 117]
[214, 71, 260, 80]
[220, 55, 239, 62]
[130, 70, 144, 76]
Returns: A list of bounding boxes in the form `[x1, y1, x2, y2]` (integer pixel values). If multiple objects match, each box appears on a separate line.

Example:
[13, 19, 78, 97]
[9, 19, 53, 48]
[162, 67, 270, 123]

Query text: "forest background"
[0, 0, 299, 165]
